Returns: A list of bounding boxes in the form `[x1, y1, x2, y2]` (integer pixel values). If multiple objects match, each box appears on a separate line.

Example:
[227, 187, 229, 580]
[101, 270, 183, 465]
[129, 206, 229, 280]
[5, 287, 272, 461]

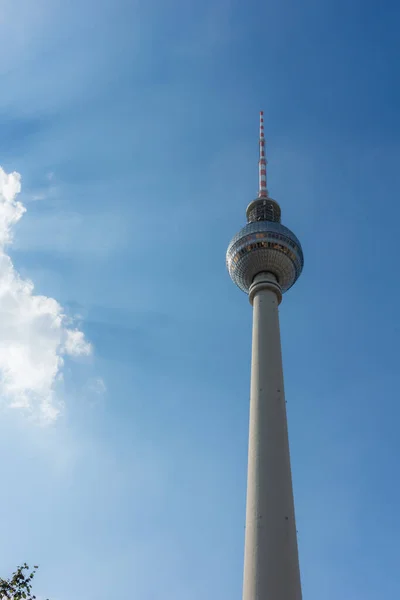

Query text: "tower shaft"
[243, 272, 302, 600]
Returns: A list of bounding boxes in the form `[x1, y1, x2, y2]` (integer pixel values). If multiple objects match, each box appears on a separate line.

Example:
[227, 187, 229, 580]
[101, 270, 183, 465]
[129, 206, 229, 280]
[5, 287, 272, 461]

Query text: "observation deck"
[226, 196, 303, 294]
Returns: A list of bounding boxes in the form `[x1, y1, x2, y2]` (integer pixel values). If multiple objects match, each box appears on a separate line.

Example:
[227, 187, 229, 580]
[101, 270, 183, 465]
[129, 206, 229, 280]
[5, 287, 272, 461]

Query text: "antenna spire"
[258, 111, 268, 198]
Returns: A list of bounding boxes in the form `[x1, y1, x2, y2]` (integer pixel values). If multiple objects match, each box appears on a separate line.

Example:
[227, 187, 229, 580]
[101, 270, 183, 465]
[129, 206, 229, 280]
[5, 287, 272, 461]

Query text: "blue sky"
[0, 0, 400, 598]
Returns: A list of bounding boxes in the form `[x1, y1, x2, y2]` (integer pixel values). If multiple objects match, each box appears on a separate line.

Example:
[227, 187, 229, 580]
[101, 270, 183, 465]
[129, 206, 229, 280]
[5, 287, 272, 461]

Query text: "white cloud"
[0, 166, 92, 422]
[87, 376, 107, 395]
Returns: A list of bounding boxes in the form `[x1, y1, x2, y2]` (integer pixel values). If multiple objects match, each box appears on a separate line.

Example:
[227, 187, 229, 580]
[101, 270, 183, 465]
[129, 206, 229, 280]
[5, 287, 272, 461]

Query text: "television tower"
[226, 112, 304, 600]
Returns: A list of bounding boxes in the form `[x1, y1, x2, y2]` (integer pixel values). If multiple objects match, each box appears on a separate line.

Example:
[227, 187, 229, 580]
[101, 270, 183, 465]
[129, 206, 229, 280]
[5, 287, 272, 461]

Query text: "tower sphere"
[226, 197, 304, 294]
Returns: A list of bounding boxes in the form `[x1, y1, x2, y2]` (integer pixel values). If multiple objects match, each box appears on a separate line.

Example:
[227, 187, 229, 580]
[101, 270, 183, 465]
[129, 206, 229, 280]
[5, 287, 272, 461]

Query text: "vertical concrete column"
[242, 272, 302, 600]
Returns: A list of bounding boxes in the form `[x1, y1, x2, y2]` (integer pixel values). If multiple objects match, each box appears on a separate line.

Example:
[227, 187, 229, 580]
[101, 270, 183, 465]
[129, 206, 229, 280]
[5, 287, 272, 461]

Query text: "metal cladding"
[226, 221, 303, 293]
[226, 112, 303, 294]
[246, 197, 281, 223]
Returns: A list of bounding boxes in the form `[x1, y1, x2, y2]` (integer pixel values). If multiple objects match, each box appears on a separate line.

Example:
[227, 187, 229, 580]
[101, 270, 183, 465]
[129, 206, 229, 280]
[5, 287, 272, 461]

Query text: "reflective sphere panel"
[226, 221, 303, 293]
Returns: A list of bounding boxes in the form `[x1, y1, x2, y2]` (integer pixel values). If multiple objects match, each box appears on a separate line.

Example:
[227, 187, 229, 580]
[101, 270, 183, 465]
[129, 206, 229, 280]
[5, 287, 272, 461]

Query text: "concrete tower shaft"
[226, 114, 303, 600]
[244, 272, 302, 600]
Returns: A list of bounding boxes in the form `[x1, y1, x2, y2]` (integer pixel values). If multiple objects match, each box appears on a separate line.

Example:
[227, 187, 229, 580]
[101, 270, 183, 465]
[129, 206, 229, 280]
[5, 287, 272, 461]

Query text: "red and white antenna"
[258, 111, 268, 198]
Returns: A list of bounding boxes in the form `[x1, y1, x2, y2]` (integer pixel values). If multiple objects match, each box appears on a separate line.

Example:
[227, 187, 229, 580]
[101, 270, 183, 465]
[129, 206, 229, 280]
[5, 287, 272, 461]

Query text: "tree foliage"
[0, 564, 48, 600]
